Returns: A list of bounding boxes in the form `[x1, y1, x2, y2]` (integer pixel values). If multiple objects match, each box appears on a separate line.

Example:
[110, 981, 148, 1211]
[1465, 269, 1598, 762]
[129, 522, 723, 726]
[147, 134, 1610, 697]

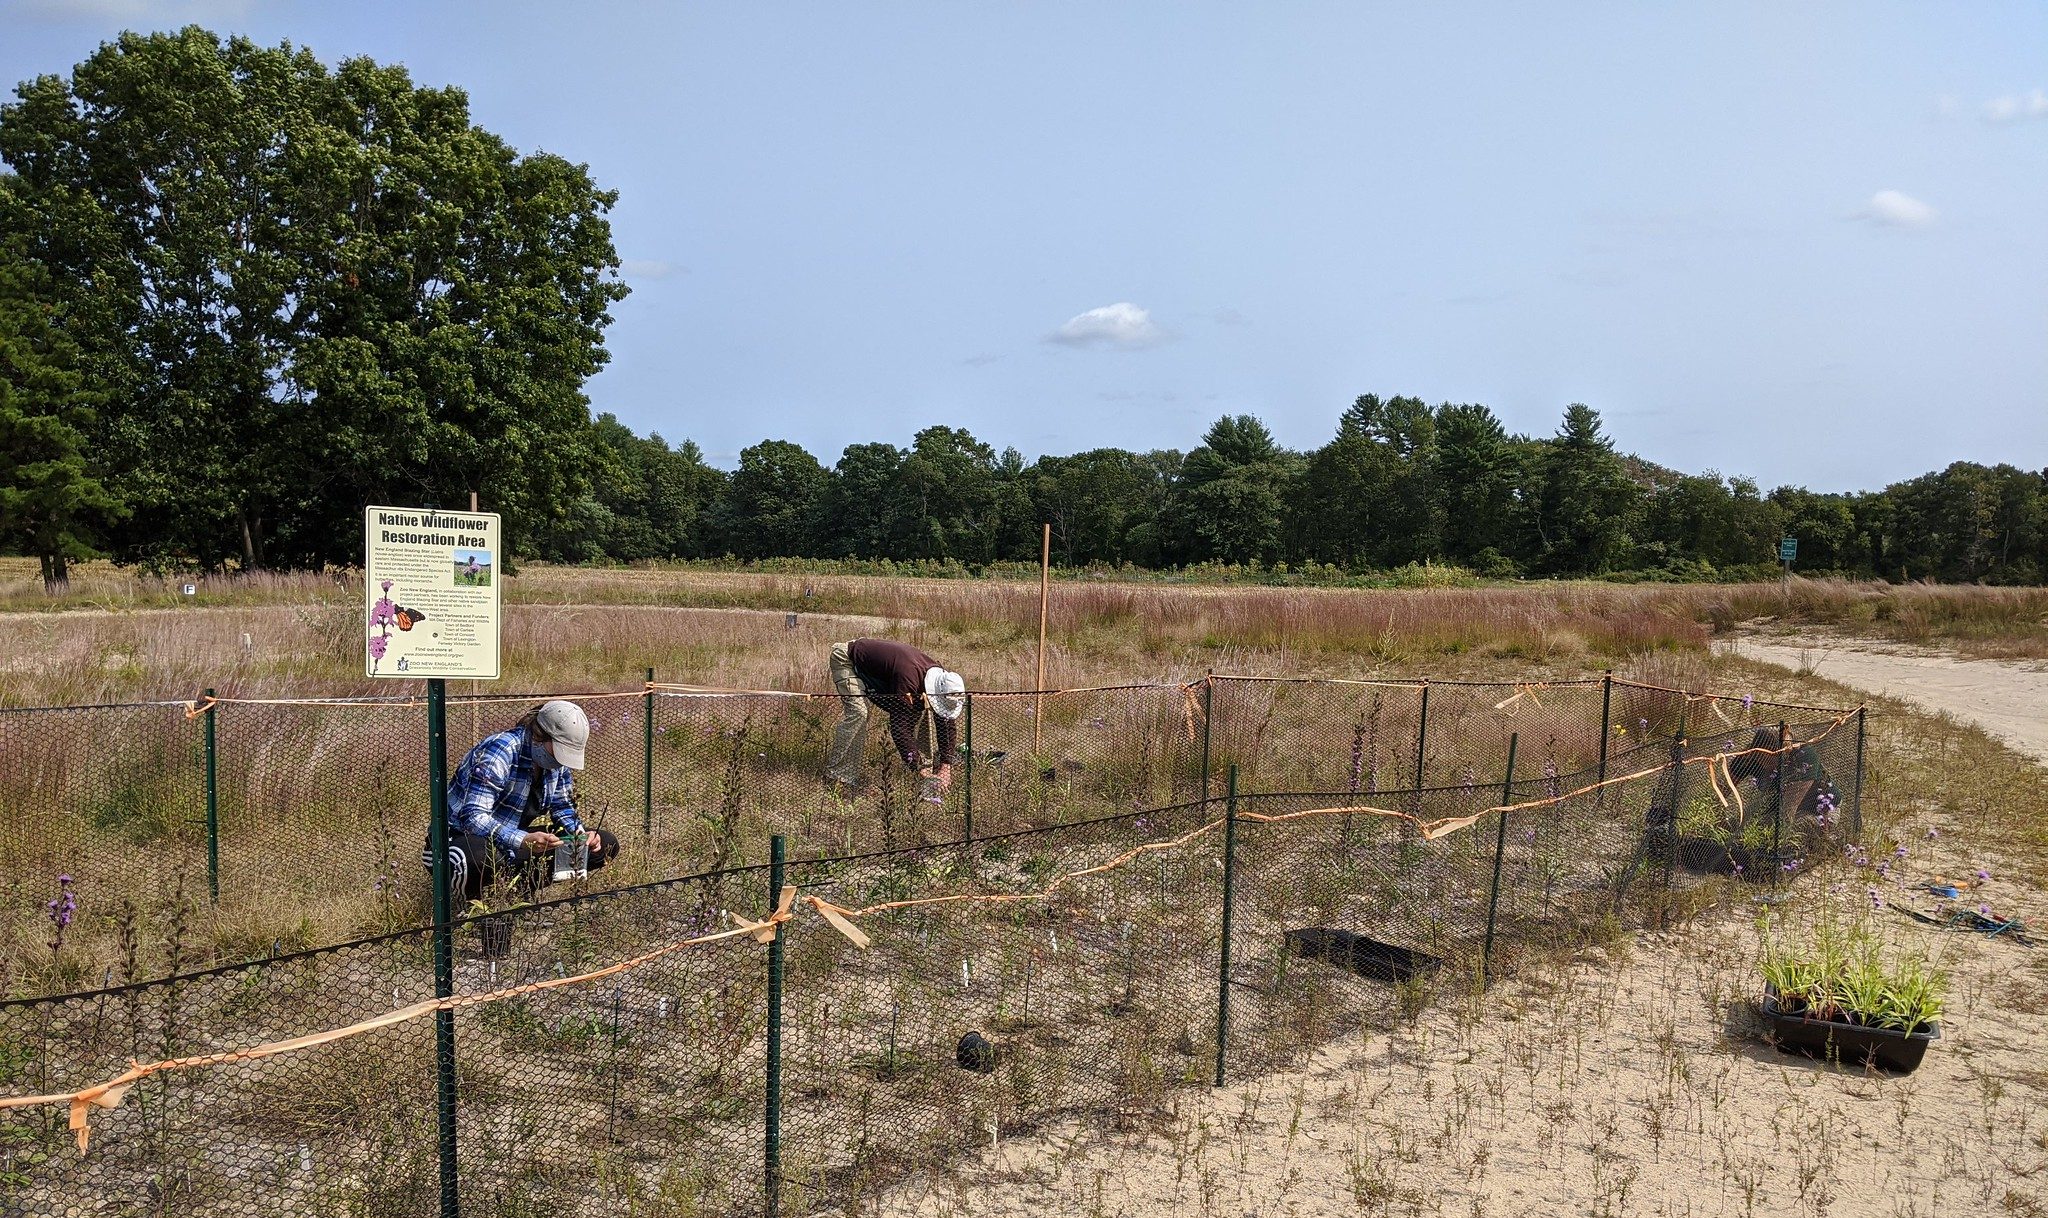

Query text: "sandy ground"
[1716, 635, 2048, 766]
[863, 905, 2048, 1218]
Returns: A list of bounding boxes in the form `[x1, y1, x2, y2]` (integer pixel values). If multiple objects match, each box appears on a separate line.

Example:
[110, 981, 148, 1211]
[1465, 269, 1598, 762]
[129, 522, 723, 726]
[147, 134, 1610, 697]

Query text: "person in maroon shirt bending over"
[825, 637, 967, 796]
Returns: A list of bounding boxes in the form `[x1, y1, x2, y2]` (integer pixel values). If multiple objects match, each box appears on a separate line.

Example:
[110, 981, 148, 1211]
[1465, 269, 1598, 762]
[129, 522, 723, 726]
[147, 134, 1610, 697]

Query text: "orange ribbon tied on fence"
[805, 896, 874, 949]
[730, 885, 799, 943]
[1687, 693, 1733, 726]
[1491, 683, 1545, 714]
[1180, 680, 1207, 743]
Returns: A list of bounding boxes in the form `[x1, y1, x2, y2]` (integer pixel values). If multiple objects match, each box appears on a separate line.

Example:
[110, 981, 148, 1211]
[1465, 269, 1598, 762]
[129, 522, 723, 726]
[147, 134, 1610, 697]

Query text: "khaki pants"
[826, 641, 933, 784]
[826, 642, 868, 784]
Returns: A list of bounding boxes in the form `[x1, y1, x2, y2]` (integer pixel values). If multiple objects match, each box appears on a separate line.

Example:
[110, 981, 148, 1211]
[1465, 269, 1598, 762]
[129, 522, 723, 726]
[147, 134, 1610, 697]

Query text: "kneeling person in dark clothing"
[825, 638, 966, 796]
[423, 699, 621, 903]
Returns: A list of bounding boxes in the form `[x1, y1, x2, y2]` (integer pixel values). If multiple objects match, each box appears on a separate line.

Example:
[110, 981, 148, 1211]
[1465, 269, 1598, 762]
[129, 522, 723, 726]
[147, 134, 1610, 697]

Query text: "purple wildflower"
[1979, 904, 1992, 917]
[1976, 869, 1991, 881]
[1742, 694, 1755, 712]
[1924, 826, 1938, 840]
[1893, 844, 1908, 859]
[1868, 887, 1884, 910]
[46, 875, 76, 954]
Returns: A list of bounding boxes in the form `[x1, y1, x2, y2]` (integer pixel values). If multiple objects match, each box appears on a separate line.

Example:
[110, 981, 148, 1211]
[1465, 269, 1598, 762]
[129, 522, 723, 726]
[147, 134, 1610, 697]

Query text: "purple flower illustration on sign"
[369, 579, 397, 673]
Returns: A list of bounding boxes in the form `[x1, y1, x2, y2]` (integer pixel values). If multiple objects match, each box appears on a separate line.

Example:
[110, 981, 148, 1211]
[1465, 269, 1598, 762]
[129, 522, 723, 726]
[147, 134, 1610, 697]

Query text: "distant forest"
[3, 29, 2041, 589]
[519, 403, 2048, 585]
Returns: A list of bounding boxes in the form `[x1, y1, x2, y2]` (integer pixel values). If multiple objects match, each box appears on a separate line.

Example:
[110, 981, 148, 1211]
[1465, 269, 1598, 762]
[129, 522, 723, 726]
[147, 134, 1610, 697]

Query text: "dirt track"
[1717, 635, 2048, 765]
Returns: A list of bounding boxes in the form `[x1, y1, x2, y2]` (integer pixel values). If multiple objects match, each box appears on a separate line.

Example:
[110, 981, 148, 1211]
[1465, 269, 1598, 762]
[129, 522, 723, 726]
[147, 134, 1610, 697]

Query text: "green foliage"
[0, 27, 626, 570]
[0, 249, 124, 590]
[1760, 910, 1946, 1032]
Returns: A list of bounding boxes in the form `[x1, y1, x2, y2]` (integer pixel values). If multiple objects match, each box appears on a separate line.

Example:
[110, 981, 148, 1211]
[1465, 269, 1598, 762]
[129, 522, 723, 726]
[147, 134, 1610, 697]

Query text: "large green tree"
[715, 439, 829, 560]
[1176, 415, 1297, 565]
[1431, 402, 1518, 567]
[0, 246, 123, 590]
[1029, 447, 1171, 566]
[1529, 404, 1640, 574]
[0, 27, 627, 569]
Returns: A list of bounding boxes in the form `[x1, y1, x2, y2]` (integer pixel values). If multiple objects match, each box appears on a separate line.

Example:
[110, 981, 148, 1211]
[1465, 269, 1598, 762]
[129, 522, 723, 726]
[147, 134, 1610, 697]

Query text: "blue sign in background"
[1779, 537, 1798, 562]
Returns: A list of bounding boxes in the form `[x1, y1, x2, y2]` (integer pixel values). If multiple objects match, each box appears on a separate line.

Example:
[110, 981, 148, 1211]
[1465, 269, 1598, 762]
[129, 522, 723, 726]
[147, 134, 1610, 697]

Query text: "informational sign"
[1779, 537, 1798, 562]
[363, 505, 502, 679]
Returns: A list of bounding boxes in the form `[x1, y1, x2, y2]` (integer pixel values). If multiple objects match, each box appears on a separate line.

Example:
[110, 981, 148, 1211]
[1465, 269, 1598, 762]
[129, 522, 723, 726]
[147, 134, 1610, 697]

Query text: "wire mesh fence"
[0, 675, 1866, 1216]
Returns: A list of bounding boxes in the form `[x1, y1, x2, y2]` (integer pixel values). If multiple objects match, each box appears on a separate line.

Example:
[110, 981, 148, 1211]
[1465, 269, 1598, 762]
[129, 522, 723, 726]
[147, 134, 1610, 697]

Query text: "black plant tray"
[1762, 985, 1938, 1073]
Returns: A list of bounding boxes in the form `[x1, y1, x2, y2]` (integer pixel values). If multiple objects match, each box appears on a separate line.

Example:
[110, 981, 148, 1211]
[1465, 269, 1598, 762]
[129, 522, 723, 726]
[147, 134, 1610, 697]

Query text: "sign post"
[1778, 536, 1797, 585]
[365, 504, 502, 1218]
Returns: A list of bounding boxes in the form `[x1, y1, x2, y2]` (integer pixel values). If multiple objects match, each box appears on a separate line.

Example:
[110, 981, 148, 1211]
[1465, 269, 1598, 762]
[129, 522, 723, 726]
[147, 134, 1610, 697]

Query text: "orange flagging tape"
[1491, 683, 1547, 713]
[185, 690, 651, 718]
[0, 886, 801, 1154]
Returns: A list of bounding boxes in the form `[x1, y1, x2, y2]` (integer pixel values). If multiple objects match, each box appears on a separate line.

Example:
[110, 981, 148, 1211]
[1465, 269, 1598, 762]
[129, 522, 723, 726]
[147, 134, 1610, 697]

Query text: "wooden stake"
[1034, 522, 1050, 754]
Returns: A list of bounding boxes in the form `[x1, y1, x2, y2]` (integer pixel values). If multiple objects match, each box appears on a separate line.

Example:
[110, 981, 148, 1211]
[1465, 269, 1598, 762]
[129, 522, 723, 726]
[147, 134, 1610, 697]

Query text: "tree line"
[530, 406, 2048, 585]
[2, 29, 2043, 589]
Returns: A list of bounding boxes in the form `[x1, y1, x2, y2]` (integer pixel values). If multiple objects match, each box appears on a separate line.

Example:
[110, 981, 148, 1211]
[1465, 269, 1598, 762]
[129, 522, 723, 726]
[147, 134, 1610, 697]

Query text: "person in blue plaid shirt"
[422, 699, 621, 902]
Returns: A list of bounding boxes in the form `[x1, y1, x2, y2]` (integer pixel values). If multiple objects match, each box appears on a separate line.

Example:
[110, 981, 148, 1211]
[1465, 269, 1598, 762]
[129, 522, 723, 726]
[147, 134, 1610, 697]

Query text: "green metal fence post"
[1213, 765, 1239, 1087]
[765, 833, 786, 1218]
[1413, 681, 1430, 810]
[1850, 706, 1866, 838]
[426, 678, 461, 1218]
[1199, 672, 1214, 801]
[1770, 721, 1787, 891]
[201, 687, 218, 904]
[962, 695, 975, 846]
[642, 667, 655, 839]
[1481, 734, 1517, 987]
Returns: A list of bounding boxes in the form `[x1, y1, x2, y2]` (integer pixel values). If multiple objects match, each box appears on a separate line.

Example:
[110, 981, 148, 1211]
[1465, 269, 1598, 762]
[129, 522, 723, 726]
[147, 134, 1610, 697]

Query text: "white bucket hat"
[533, 700, 591, 769]
[923, 667, 967, 720]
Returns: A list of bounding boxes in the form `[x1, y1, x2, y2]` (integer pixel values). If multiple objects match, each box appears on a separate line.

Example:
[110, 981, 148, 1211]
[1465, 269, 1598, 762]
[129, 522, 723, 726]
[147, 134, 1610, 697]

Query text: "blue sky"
[5, 1, 2044, 492]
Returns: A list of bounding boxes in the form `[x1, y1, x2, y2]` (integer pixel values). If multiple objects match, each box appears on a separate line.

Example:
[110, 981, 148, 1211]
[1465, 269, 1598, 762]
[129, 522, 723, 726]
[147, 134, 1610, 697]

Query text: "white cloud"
[1048, 302, 1166, 348]
[1984, 89, 2048, 123]
[1858, 189, 1937, 229]
[619, 259, 681, 279]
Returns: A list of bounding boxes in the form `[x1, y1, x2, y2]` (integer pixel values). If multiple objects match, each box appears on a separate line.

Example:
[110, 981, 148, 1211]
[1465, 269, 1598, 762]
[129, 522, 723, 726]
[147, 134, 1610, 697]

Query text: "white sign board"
[363, 505, 502, 679]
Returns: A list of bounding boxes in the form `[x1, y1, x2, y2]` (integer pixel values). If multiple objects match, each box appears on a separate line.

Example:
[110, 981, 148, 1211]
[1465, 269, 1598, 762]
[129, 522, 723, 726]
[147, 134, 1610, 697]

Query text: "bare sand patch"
[1717, 635, 2048, 766]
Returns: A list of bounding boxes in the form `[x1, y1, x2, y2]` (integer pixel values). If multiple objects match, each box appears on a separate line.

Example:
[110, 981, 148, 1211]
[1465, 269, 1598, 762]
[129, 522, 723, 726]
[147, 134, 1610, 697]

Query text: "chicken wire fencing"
[0, 677, 1863, 1215]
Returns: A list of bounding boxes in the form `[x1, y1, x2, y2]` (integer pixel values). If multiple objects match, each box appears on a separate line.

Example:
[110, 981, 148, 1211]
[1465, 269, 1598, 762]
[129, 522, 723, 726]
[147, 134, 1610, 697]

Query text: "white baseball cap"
[534, 700, 590, 769]
[924, 667, 967, 719]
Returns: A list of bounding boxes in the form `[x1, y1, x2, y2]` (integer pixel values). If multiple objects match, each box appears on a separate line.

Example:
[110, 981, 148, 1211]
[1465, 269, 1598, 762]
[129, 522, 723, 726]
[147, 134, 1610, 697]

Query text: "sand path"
[1716, 634, 2048, 765]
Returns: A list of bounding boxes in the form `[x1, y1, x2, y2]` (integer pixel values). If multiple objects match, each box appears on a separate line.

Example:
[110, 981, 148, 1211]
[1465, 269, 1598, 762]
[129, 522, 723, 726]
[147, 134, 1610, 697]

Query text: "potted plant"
[1758, 914, 1945, 1072]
